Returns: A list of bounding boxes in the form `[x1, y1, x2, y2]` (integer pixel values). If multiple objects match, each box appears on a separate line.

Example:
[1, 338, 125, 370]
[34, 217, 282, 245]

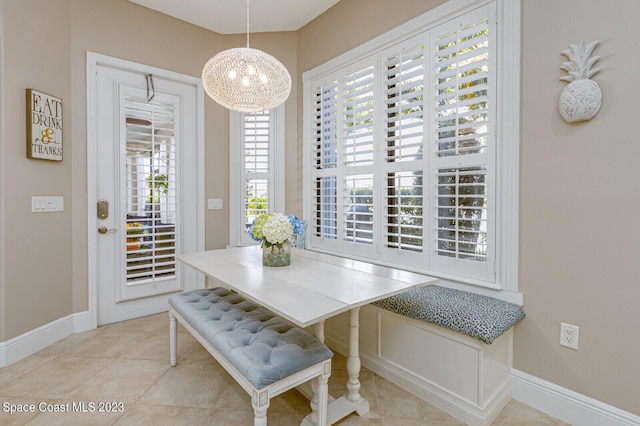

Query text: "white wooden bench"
[169, 288, 333, 426]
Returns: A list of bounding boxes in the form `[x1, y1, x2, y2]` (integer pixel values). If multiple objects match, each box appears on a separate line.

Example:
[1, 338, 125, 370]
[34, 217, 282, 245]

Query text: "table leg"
[301, 308, 369, 425]
[169, 311, 177, 367]
[346, 307, 363, 403]
[309, 321, 326, 424]
[314, 320, 325, 344]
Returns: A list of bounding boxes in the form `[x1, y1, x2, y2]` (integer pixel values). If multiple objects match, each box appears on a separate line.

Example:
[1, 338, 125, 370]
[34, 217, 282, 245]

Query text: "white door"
[89, 54, 203, 326]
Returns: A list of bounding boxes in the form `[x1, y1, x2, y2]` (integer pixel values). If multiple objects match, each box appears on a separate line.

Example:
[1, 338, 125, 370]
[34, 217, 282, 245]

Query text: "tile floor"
[0, 313, 569, 425]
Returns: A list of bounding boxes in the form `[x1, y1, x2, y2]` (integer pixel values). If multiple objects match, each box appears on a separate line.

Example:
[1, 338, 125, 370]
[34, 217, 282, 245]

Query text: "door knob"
[98, 226, 117, 234]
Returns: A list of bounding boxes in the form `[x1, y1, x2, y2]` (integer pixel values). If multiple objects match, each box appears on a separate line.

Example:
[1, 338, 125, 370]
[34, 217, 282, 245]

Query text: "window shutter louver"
[344, 66, 375, 168]
[383, 42, 425, 163]
[429, 4, 495, 281]
[124, 93, 178, 284]
[243, 111, 271, 233]
[434, 18, 490, 158]
[231, 105, 284, 247]
[313, 82, 339, 171]
[343, 173, 374, 245]
[314, 176, 338, 240]
[435, 166, 488, 261]
[311, 81, 339, 243]
[343, 63, 375, 251]
[384, 170, 424, 252]
[380, 37, 427, 266]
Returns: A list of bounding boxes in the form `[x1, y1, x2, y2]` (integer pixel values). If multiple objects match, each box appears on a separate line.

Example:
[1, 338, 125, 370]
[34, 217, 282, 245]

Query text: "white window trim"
[229, 105, 285, 247]
[303, 0, 520, 303]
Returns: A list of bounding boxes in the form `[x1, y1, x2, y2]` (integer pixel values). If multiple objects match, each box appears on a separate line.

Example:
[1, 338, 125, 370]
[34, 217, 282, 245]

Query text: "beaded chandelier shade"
[201, 0, 291, 113]
[202, 47, 291, 113]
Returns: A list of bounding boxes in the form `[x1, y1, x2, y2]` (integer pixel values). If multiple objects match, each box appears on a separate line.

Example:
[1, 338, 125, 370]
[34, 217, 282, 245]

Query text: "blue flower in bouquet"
[287, 215, 305, 235]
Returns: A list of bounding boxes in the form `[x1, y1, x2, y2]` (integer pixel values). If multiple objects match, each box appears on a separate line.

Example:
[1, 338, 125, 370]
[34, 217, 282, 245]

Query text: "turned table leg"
[346, 307, 362, 403]
[309, 320, 326, 425]
[169, 311, 177, 367]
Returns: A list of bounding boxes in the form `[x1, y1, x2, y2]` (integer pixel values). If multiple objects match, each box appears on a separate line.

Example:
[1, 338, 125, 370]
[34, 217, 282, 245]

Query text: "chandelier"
[201, 0, 291, 113]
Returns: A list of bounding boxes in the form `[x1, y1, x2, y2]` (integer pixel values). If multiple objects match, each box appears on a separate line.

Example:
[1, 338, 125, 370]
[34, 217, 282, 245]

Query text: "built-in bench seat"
[168, 288, 333, 426]
[323, 285, 525, 425]
[372, 284, 525, 344]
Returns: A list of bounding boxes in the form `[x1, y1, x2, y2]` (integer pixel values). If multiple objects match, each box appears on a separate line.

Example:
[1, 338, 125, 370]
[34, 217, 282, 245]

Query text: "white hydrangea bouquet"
[248, 213, 303, 266]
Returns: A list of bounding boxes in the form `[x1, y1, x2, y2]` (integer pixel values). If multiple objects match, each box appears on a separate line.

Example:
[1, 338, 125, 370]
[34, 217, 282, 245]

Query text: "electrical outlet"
[560, 322, 579, 350]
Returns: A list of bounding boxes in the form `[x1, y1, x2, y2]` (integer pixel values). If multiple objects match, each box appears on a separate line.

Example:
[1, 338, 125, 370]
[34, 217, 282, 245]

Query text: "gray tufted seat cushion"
[169, 288, 333, 389]
[372, 285, 525, 344]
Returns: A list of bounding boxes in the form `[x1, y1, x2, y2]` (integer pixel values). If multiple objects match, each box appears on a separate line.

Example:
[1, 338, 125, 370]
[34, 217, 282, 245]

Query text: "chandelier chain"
[246, 0, 250, 48]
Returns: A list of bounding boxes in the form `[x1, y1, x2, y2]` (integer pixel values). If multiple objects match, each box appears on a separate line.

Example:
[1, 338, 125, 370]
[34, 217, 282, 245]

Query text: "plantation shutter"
[342, 59, 376, 257]
[310, 77, 339, 249]
[230, 106, 284, 247]
[242, 110, 271, 240]
[124, 92, 178, 284]
[304, 2, 500, 286]
[380, 36, 427, 267]
[429, 3, 496, 281]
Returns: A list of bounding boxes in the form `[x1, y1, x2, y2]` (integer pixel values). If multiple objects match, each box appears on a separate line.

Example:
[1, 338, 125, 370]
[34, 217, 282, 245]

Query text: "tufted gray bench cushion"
[168, 288, 333, 389]
[372, 285, 525, 344]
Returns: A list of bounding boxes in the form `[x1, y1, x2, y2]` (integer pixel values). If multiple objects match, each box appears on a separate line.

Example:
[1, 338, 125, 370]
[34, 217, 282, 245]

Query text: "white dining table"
[177, 246, 438, 425]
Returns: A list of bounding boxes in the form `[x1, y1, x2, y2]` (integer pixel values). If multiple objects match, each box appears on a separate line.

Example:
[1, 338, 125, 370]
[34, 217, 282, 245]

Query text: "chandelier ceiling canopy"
[201, 0, 291, 113]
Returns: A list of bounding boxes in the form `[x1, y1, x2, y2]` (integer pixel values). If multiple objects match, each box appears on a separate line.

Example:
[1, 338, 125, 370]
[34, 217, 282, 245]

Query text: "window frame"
[229, 105, 285, 247]
[303, 0, 521, 302]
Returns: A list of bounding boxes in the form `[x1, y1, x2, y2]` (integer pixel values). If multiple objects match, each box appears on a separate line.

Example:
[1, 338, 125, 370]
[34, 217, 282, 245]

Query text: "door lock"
[98, 226, 117, 234]
[97, 199, 109, 219]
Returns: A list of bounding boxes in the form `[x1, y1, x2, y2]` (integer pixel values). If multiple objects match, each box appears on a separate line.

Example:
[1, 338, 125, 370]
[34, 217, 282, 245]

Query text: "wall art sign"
[26, 88, 63, 161]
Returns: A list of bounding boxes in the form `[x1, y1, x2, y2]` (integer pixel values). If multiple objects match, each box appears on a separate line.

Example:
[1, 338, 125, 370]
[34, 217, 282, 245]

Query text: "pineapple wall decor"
[559, 40, 602, 123]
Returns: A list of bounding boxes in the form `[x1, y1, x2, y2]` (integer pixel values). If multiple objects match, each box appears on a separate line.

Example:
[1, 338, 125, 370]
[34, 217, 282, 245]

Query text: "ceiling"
[128, 0, 342, 34]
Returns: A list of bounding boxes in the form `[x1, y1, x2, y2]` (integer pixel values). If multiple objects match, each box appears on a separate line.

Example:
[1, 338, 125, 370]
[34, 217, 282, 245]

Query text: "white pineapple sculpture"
[559, 40, 602, 123]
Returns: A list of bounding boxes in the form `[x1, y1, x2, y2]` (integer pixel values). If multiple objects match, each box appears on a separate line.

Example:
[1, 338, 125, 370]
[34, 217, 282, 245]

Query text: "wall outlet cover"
[560, 322, 579, 350]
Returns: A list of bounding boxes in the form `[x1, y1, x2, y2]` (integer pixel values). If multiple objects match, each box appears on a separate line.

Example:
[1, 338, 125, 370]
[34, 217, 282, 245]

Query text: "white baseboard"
[511, 369, 640, 426]
[72, 310, 95, 334]
[0, 311, 93, 368]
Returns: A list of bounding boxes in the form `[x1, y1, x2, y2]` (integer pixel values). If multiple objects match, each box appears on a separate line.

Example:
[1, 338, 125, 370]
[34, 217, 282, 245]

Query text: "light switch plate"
[32, 196, 64, 213]
[207, 198, 223, 210]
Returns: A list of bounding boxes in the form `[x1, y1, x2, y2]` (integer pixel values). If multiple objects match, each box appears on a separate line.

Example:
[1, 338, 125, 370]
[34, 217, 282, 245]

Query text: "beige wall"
[518, 0, 640, 414]
[1, 0, 73, 339]
[0, 0, 295, 339]
[1, 0, 639, 417]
